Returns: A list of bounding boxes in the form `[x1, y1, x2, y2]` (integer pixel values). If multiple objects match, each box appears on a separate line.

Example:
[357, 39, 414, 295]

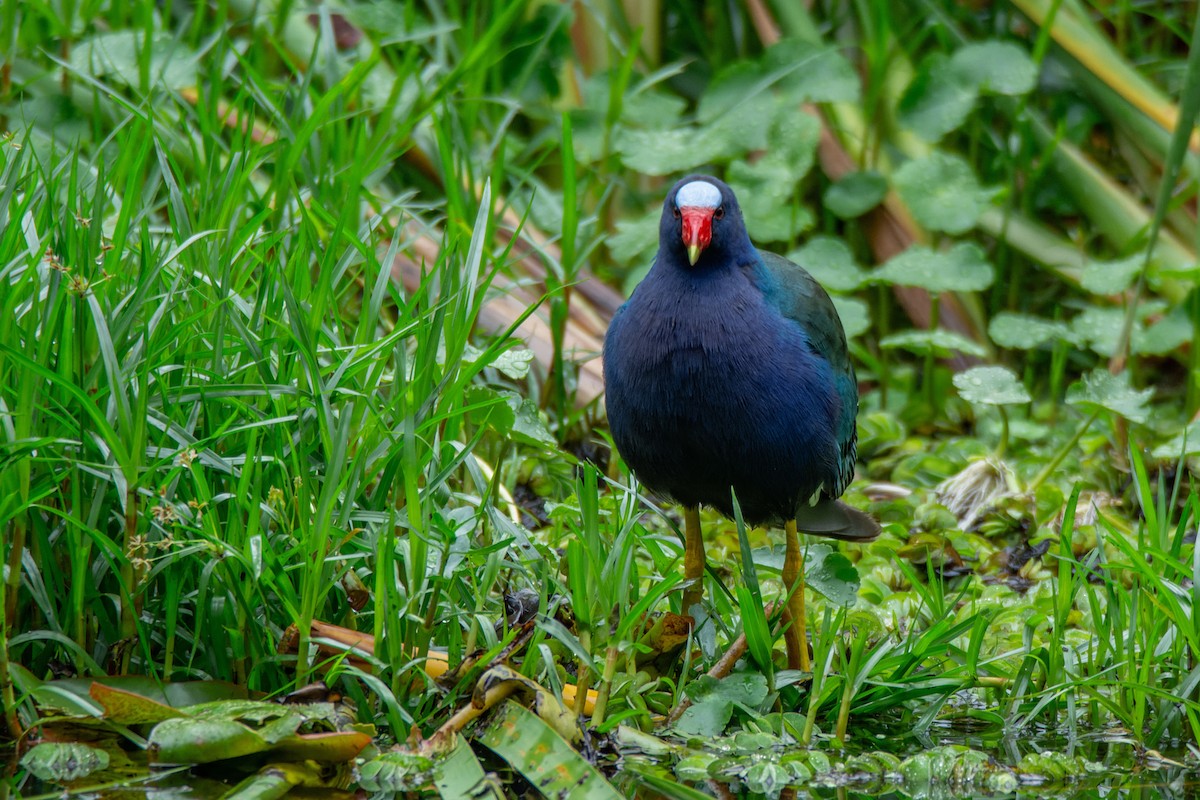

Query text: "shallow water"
[7, 723, 1200, 799]
[610, 718, 1200, 800]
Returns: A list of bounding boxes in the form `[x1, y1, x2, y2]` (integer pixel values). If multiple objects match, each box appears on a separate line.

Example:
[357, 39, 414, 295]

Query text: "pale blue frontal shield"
[676, 180, 721, 209]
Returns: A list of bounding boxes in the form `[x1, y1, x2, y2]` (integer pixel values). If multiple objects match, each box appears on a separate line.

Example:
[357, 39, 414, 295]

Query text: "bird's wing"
[757, 250, 859, 498]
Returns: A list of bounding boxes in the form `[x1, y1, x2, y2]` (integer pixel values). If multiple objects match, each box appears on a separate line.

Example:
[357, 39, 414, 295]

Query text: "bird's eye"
[714, 207, 725, 220]
[673, 207, 681, 219]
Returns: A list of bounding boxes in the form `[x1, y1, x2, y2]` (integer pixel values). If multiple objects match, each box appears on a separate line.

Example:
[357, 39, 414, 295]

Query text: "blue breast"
[604, 257, 844, 526]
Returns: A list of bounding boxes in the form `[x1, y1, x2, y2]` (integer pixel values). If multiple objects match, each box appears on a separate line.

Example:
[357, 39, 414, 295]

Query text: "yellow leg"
[681, 506, 705, 615]
[782, 519, 810, 672]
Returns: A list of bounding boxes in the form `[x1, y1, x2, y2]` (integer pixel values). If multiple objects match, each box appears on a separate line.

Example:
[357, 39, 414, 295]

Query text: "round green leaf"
[731, 169, 814, 242]
[615, 127, 716, 176]
[988, 312, 1076, 350]
[804, 544, 860, 607]
[875, 243, 994, 293]
[1071, 307, 1127, 356]
[788, 237, 869, 292]
[1080, 254, 1143, 296]
[953, 366, 1031, 405]
[608, 208, 659, 264]
[699, 60, 766, 122]
[618, 87, 688, 131]
[73, 31, 198, 91]
[1152, 420, 1200, 459]
[949, 41, 1037, 96]
[465, 387, 556, 448]
[881, 329, 989, 357]
[510, 396, 556, 448]
[569, 111, 606, 165]
[725, 108, 819, 246]
[1065, 369, 1153, 424]
[893, 152, 995, 234]
[709, 673, 769, 707]
[900, 746, 995, 787]
[822, 170, 888, 218]
[1133, 309, 1192, 355]
[149, 717, 269, 765]
[700, 93, 777, 157]
[727, 108, 821, 190]
[765, 110, 822, 178]
[699, 42, 858, 125]
[463, 344, 534, 380]
[675, 753, 718, 781]
[898, 54, 978, 141]
[617, 89, 779, 175]
[762, 40, 861, 105]
[675, 698, 734, 738]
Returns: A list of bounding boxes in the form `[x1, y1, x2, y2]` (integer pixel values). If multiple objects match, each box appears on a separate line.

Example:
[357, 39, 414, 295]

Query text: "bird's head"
[661, 175, 748, 267]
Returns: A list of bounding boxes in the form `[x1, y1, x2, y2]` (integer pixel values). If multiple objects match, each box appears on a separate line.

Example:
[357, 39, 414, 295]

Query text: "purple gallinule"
[603, 175, 879, 671]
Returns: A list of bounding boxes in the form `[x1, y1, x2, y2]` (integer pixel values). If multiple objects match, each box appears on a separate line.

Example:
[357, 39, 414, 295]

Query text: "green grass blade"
[1112, 8, 1200, 365]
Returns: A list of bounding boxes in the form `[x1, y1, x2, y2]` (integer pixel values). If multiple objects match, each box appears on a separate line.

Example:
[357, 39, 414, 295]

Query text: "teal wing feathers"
[756, 250, 859, 499]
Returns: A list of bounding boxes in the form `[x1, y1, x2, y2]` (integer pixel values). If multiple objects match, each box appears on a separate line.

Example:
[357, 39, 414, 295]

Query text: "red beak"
[680, 207, 714, 265]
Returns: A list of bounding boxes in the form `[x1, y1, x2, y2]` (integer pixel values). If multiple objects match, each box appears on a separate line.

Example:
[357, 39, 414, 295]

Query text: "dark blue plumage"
[604, 176, 877, 540]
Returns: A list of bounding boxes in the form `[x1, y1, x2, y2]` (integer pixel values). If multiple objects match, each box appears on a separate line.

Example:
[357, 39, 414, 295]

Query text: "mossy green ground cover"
[2, 1, 1199, 797]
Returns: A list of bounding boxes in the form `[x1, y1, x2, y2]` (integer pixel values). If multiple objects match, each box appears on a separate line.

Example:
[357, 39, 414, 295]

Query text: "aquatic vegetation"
[2, 0, 1198, 797]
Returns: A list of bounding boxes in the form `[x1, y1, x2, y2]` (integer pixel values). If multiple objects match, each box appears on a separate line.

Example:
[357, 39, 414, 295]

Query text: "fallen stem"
[665, 603, 776, 725]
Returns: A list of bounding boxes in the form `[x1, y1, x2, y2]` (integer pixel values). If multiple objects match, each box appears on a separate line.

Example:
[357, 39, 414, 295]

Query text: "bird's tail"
[795, 499, 881, 542]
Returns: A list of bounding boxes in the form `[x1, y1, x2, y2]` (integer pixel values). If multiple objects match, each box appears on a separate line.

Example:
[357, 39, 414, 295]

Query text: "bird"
[603, 175, 880, 671]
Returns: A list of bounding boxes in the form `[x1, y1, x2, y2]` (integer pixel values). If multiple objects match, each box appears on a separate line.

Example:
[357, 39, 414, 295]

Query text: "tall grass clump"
[0, 0, 581, 744]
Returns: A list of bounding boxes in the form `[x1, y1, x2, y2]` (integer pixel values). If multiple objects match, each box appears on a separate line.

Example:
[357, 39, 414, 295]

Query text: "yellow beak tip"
[687, 244, 701, 265]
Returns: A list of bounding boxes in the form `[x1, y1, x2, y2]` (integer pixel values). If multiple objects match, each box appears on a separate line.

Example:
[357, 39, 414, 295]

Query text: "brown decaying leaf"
[643, 611, 693, 654]
[277, 620, 598, 716]
[89, 683, 185, 725]
[305, 11, 363, 50]
[341, 570, 369, 612]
